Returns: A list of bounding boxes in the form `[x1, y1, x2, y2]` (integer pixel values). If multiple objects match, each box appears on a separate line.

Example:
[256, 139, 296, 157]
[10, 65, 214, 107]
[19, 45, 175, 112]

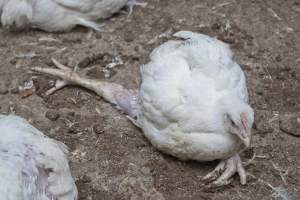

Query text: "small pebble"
[67, 111, 75, 117]
[93, 124, 105, 134]
[46, 59, 55, 67]
[124, 31, 135, 42]
[279, 113, 300, 136]
[242, 147, 255, 159]
[281, 66, 291, 72]
[10, 86, 19, 94]
[242, 64, 251, 71]
[255, 88, 264, 96]
[9, 58, 17, 65]
[78, 56, 92, 68]
[258, 71, 265, 78]
[211, 23, 221, 30]
[79, 175, 91, 184]
[45, 110, 60, 121]
[254, 110, 274, 134]
[275, 55, 282, 62]
[141, 167, 151, 175]
[0, 82, 8, 95]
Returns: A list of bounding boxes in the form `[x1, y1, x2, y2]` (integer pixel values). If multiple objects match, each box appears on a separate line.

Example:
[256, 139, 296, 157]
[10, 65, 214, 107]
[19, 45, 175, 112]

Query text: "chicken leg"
[202, 154, 246, 186]
[32, 58, 248, 187]
[31, 58, 139, 119]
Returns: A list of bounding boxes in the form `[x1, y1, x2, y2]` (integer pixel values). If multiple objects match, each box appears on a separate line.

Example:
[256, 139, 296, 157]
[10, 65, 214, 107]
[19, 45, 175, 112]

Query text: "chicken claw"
[31, 58, 80, 95]
[202, 154, 246, 187]
[45, 79, 69, 96]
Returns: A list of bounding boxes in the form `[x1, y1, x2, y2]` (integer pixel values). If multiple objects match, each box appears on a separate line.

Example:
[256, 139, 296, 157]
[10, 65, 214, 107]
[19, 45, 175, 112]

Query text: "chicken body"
[139, 31, 250, 161]
[0, 115, 77, 200]
[0, 0, 139, 32]
[32, 31, 254, 186]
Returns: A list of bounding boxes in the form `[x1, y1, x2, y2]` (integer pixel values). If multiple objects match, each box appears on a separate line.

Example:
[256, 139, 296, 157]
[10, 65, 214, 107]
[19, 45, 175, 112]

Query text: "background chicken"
[0, 114, 77, 200]
[32, 31, 254, 187]
[0, 0, 145, 32]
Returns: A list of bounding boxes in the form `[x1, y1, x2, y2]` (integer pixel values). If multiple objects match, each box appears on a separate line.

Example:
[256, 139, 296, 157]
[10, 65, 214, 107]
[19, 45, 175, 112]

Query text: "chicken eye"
[228, 117, 237, 128]
[226, 114, 236, 127]
[230, 119, 235, 126]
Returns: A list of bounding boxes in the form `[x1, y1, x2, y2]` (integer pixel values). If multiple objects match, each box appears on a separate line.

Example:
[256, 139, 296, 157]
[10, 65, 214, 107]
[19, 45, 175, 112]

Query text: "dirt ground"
[0, 0, 300, 199]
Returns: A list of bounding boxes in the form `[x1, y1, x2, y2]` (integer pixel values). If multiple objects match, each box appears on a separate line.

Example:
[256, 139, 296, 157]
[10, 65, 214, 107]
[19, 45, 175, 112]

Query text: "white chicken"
[32, 31, 255, 186]
[0, 0, 145, 32]
[0, 115, 77, 200]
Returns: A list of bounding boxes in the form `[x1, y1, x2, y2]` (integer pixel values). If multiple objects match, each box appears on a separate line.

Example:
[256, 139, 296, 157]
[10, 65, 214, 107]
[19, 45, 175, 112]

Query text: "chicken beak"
[239, 129, 251, 148]
[239, 113, 252, 148]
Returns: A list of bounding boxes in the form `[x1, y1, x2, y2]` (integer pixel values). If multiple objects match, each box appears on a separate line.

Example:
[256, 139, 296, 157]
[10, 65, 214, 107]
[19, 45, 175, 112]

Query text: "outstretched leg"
[202, 154, 247, 187]
[31, 58, 140, 121]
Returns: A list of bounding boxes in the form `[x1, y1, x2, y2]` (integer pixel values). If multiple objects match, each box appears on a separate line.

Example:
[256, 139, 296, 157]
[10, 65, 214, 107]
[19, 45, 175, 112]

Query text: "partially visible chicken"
[0, 115, 77, 200]
[0, 0, 145, 32]
[32, 31, 255, 186]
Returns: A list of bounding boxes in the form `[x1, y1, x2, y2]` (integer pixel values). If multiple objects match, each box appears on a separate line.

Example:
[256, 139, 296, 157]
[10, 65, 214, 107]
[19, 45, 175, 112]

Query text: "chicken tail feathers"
[76, 17, 103, 31]
[173, 31, 215, 42]
[126, 0, 147, 15]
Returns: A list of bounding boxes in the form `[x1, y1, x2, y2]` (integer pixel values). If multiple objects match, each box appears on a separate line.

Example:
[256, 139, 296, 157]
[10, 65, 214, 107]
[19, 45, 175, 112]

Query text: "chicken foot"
[202, 154, 246, 186]
[31, 58, 139, 119]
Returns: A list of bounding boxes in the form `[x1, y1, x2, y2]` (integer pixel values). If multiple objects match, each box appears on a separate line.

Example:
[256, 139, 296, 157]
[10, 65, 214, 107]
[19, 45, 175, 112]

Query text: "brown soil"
[0, 0, 300, 199]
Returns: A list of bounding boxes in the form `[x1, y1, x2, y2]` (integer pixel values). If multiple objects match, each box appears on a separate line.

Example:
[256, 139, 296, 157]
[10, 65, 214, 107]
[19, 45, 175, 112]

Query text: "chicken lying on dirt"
[32, 31, 255, 187]
[0, 0, 146, 32]
[0, 114, 77, 200]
